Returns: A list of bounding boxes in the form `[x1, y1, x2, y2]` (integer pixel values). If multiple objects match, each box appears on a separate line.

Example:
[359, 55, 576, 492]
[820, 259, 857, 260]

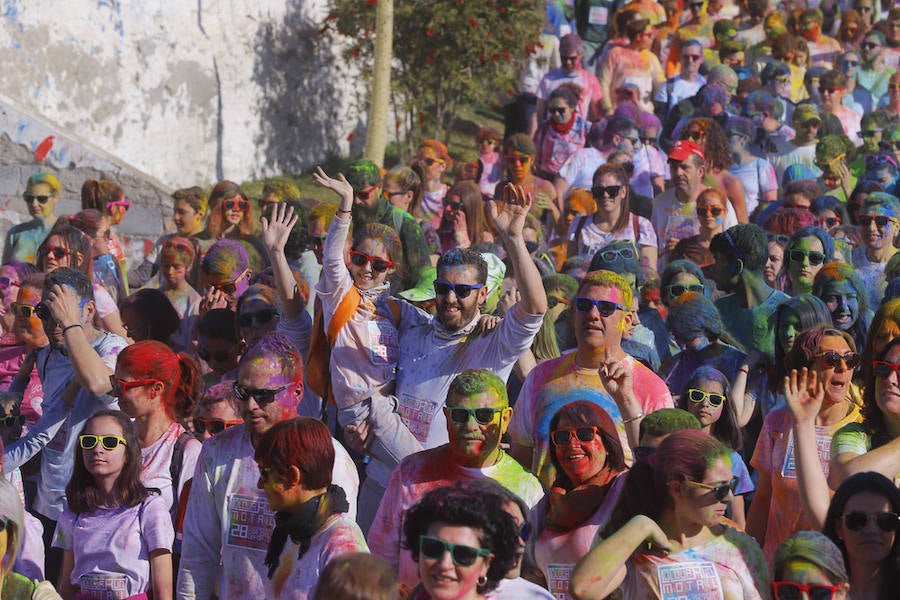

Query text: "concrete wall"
[0, 0, 362, 189]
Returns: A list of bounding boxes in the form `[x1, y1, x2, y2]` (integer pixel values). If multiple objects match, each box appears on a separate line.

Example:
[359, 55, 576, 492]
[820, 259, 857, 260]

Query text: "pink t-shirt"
[510, 351, 674, 488]
[53, 492, 174, 597]
[619, 526, 768, 599]
[751, 404, 862, 563]
[367, 445, 544, 589]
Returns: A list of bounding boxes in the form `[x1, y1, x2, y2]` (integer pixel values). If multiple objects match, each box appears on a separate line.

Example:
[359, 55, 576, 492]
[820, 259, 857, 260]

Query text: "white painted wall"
[0, 0, 364, 188]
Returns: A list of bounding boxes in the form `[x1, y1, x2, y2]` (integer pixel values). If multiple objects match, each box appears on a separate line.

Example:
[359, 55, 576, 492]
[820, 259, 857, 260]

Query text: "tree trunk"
[363, 0, 393, 167]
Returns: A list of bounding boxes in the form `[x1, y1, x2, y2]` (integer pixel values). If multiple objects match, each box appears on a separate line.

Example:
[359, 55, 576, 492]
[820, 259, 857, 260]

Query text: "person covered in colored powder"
[3, 172, 61, 266]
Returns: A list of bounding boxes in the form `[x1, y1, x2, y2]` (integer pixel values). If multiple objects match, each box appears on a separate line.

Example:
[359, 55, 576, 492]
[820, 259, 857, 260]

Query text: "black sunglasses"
[550, 426, 600, 445]
[445, 406, 505, 425]
[697, 207, 723, 217]
[23, 193, 51, 204]
[349, 250, 394, 273]
[859, 215, 898, 228]
[788, 249, 826, 266]
[223, 199, 249, 211]
[573, 297, 626, 317]
[433, 279, 485, 298]
[686, 476, 739, 501]
[591, 185, 622, 199]
[444, 200, 464, 211]
[687, 388, 726, 407]
[232, 381, 291, 405]
[419, 536, 490, 567]
[665, 283, 704, 299]
[548, 107, 568, 116]
[237, 308, 279, 328]
[34, 303, 53, 322]
[840, 511, 900, 532]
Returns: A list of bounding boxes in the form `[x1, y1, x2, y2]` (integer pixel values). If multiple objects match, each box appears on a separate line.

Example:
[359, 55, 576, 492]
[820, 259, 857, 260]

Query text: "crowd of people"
[0, 1, 900, 598]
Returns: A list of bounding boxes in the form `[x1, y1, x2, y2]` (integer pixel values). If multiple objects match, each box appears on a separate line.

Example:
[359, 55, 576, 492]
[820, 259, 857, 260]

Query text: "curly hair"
[402, 484, 520, 595]
[681, 118, 732, 172]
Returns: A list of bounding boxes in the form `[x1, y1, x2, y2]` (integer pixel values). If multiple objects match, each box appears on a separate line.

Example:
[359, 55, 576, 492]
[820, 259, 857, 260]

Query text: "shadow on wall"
[253, 2, 358, 176]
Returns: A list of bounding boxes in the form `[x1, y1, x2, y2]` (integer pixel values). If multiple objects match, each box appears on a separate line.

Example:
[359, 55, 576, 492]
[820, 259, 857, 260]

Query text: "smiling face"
[674, 456, 733, 529]
[418, 523, 491, 600]
[834, 491, 897, 568]
[222, 197, 247, 226]
[434, 264, 487, 332]
[445, 390, 509, 469]
[687, 379, 725, 430]
[821, 279, 859, 332]
[593, 172, 626, 216]
[548, 97, 574, 125]
[81, 415, 127, 482]
[40, 234, 74, 272]
[573, 284, 629, 352]
[875, 342, 900, 420]
[813, 334, 854, 403]
[553, 414, 608, 486]
[236, 356, 299, 439]
[861, 203, 900, 251]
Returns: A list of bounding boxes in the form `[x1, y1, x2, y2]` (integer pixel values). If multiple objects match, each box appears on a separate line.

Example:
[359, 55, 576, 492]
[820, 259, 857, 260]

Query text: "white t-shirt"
[54, 492, 174, 597]
[557, 147, 606, 193]
[652, 75, 706, 116]
[140, 422, 201, 523]
[728, 157, 778, 216]
[567, 214, 658, 259]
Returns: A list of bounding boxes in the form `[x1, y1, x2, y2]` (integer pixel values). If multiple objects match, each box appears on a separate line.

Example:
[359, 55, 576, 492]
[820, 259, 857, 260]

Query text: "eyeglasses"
[233, 381, 291, 405]
[307, 235, 327, 249]
[444, 199, 464, 211]
[685, 476, 739, 501]
[39, 246, 74, 260]
[505, 154, 530, 165]
[859, 215, 899, 229]
[686, 388, 726, 407]
[873, 360, 900, 378]
[815, 350, 861, 369]
[354, 186, 378, 200]
[548, 107, 568, 116]
[419, 536, 490, 567]
[433, 279, 485, 298]
[788, 249, 826, 266]
[349, 250, 395, 273]
[209, 269, 249, 295]
[109, 376, 163, 397]
[420, 157, 444, 167]
[0, 277, 20, 290]
[696, 207, 723, 217]
[682, 54, 702, 62]
[445, 406, 506, 425]
[664, 283, 704, 299]
[840, 511, 900, 532]
[106, 200, 131, 211]
[862, 42, 881, 50]
[162, 240, 193, 254]
[10, 303, 36, 319]
[222, 199, 249, 211]
[237, 307, 279, 328]
[550, 426, 601, 445]
[560, 54, 579, 62]
[819, 86, 844, 94]
[772, 582, 842, 600]
[573, 297, 627, 317]
[192, 417, 243, 435]
[22, 193, 51, 204]
[591, 185, 622, 199]
[595, 246, 636, 262]
[79, 434, 127, 451]
[820, 217, 842, 228]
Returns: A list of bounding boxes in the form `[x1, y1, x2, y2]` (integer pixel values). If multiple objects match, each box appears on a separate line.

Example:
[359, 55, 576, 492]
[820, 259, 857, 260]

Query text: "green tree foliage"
[325, 0, 544, 145]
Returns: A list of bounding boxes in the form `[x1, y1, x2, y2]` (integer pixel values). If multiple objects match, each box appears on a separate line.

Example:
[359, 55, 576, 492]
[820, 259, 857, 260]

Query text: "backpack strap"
[327, 286, 362, 345]
[168, 431, 193, 519]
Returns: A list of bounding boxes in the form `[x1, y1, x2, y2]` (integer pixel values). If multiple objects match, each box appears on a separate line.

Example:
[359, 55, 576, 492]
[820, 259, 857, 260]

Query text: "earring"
[477, 576, 487, 586]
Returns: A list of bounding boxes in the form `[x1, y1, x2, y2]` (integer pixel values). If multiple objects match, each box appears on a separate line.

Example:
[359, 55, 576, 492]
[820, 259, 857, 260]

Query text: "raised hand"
[489, 183, 533, 238]
[599, 358, 634, 403]
[783, 367, 825, 425]
[44, 284, 85, 329]
[260, 203, 298, 255]
[312, 167, 354, 210]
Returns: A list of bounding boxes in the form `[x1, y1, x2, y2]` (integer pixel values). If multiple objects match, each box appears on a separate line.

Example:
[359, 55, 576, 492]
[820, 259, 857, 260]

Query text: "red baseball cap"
[668, 139, 705, 162]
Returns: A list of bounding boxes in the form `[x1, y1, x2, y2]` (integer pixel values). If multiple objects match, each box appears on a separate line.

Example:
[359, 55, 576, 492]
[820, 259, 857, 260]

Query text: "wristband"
[62, 324, 83, 335]
[337, 208, 352, 214]
[623, 412, 644, 425]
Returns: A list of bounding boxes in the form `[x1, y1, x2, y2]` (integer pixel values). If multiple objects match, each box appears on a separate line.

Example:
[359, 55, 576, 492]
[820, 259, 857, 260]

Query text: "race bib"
[657, 561, 724, 599]
[398, 393, 441, 443]
[226, 493, 276, 551]
[781, 429, 833, 479]
[79, 572, 129, 600]
[546, 563, 573, 599]
[367, 319, 399, 365]
[665, 215, 698, 242]
[588, 6, 608, 26]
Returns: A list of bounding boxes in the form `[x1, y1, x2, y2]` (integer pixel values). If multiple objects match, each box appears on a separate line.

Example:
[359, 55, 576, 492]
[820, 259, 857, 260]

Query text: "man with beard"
[350, 183, 546, 531]
[347, 159, 429, 292]
[858, 29, 894, 100]
[367, 369, 543, 590]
